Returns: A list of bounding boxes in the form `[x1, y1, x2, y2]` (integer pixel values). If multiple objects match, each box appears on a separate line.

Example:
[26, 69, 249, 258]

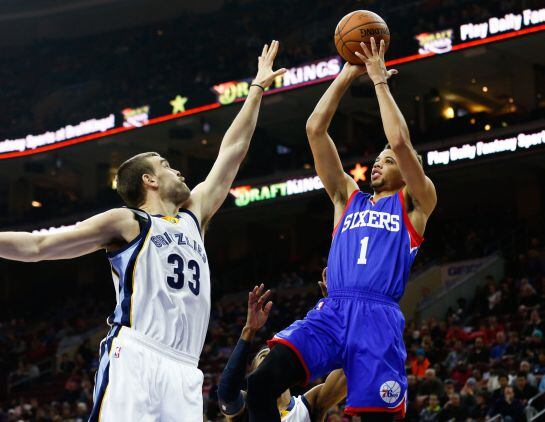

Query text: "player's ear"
[142, 173, 158, 188]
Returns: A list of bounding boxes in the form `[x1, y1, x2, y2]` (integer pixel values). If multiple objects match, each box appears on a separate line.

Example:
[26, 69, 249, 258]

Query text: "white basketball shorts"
[89, 326, 204, 421]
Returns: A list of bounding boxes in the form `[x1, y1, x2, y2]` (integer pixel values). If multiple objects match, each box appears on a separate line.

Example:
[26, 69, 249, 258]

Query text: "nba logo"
[380, 381, 401, 404]
[114, 346, 122, 358]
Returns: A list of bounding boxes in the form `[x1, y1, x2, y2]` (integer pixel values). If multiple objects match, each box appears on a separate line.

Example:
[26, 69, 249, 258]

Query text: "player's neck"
[140, 198, 179, 217]
[277, 389, 291, 412]
[372, 188, 399, 201]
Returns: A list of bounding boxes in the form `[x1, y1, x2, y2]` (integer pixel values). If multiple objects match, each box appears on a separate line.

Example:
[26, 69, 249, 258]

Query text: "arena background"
[0, 0, 544, 420]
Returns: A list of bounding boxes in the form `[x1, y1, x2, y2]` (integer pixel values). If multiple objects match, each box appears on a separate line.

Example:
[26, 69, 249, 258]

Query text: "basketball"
[334, 10, 390, 64]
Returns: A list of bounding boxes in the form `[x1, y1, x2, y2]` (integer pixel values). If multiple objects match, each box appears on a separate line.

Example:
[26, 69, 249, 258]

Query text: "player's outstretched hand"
[244, 283, 273, 334]
[355, 37, 398, 85]
[253, 40, 287, 89]
[318, 267, 328, 298]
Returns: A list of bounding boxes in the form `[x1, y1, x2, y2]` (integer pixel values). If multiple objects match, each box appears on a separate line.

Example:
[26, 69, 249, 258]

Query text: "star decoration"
[170, 95, 188, 114]
[350, 163, 368, 182]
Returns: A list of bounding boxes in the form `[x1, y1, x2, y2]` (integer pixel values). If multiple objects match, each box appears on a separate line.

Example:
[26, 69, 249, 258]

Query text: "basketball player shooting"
[0, 41, 285, 421]
[245, 37, 437, 421]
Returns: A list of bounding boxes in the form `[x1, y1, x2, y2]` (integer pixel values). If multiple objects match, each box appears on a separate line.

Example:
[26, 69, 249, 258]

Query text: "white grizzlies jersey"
[106, 208, 211, 359]
[281, 396, 311, 422]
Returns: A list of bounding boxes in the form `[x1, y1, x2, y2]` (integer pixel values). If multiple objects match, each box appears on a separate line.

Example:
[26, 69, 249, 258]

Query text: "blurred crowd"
[0, 230, 543, 420]
[1, 0, 542, 139]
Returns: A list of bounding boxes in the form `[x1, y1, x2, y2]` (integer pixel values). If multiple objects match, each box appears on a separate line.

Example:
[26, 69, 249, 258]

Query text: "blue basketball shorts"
[268, 289, 407, 417]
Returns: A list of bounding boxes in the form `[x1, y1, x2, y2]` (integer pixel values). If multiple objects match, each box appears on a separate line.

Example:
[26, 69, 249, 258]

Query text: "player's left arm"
[304, 369, 347, 422]
[356, 38, 437, 224]
[186, 41, 286, 230]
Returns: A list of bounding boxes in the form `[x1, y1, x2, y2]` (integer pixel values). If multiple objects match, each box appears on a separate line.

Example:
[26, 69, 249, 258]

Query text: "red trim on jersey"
[332, 189, 360, 238]
[344, 397, 406, 418]
[267, 337, 310, 386]
[397, 190, 424, 248]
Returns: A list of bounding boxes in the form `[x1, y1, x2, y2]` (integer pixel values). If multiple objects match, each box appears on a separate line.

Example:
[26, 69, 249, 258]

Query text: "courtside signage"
[1, 13, 545, 160]
[460, 8, 545, 41]
[230, 176, 324, 207]
[212, 57, 341, 105]
[426, 128, 545, 166]
[0, 114, 115, 154]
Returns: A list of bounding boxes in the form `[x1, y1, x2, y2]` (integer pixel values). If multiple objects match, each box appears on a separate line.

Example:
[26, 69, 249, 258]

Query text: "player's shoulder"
[83, 208, 142, 234]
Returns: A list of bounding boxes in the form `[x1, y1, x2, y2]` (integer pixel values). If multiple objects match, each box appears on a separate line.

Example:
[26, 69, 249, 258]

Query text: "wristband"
[250, 83, 265, 92]
[374, 81, 388, 87]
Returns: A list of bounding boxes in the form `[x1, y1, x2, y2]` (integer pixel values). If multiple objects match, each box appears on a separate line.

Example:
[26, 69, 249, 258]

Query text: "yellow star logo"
[349, 163, 368, 182]
[170, 95, 188, 114]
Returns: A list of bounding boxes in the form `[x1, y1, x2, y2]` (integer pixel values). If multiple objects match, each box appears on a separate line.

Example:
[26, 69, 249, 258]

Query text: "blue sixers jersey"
[327, 189, 423, 301]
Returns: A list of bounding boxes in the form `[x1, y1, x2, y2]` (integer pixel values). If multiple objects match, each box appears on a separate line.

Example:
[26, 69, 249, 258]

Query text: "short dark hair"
[383, 143, 423, 167]
[116, 152, 159, 207]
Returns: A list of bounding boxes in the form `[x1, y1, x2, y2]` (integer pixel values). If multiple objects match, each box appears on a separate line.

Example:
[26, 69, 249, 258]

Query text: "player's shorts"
[89, 325, 203, 422]
[269, 289, 407, 418]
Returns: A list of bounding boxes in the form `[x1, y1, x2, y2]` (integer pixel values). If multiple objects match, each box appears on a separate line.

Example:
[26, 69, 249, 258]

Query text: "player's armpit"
[0, 208, 138, 262]
[393, 142, 437, 217]
[304, 369, 347, 422]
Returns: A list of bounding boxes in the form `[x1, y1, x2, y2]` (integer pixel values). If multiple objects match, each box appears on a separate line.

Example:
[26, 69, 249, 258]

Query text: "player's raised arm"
[304, 369, 347, 422]
[218, 284, 272, 420]
[355, 38, 437, 216]
[0, 208, 138, 262]
[188, 41, 286, 229]
[306, 64, 364, 207]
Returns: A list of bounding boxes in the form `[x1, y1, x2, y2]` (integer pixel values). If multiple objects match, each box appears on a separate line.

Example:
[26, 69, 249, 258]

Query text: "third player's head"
[116, 152, 191, 208]
[370, 145, 423, 192]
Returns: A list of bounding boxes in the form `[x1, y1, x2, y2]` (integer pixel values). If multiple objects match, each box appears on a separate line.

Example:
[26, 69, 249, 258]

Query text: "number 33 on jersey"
[107, 209, 211, 358]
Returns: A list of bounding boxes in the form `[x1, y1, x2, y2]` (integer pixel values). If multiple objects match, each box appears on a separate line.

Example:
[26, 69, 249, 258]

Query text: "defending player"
[246, 38, 437, 421]
[218, 281, 346, 422]
[0, 41, 286, 421]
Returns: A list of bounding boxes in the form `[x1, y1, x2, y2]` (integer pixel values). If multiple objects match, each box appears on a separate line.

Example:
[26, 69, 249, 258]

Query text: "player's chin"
[370, 179, 383, 189]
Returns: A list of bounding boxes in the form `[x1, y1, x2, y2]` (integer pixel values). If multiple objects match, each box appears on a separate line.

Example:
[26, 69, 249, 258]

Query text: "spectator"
[467, 336, 489, 365]
[418, 369, 445, 398]
[411, 348, 430, 379]
[438, 393, 468, 421]
[468, 392, 489, 420]
[513, 372, 538, 405]
[490, 331, 509, 360]
[443, 340, 466, 371]
[491, 373, 509, 403]
[488, 386, 524, 422]
[419, 393, 442, 421]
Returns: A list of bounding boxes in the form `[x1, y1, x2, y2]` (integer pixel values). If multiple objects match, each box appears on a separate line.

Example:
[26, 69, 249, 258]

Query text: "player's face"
[150, 156, 191, 204]
[370, 150, 404, 192]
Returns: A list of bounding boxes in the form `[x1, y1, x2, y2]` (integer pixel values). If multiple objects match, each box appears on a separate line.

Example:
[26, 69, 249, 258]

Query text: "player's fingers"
[271, 68, 287, 79]
[261, 44, 268, 58]
[379, 39, 385, 60]
[370, 37, 378, 56]
[359, 42, 372, 59]
[263, 301, 273, 314]
[322, 267, 327, 283]
[259, 289, 272, 304]
[355, 51, 368, 64]
[387, 69, 398, 78]
[265, 40, 276, 62]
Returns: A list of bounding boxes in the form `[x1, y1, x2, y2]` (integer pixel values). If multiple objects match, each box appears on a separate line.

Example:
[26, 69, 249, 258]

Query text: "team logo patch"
[113, 346, 122, 358]
[380, 381, 401, 404]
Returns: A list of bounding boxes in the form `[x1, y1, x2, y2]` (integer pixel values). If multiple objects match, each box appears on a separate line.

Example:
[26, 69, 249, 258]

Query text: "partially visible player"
[218, 281, 346, 422]
[246, 37, 437, 421]
[0, 41, 286, 421]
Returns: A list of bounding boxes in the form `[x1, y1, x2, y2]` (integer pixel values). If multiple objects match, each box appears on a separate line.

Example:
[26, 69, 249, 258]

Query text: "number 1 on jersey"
[357, 236, 369, 265]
